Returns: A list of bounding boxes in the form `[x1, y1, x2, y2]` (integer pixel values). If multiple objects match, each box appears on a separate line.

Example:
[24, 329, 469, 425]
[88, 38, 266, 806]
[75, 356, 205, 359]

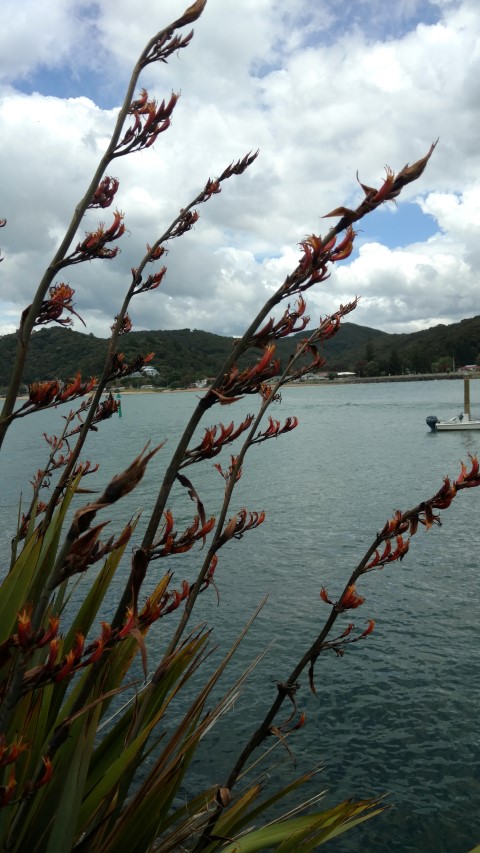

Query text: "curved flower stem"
[0, 13, 196, 451]
[163, 320, 338, 658]
[192, 485, 454, 850]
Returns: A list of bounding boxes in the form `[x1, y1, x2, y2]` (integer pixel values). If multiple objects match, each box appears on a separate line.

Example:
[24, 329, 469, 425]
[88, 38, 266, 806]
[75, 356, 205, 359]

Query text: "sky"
[0, 0, 479, 339]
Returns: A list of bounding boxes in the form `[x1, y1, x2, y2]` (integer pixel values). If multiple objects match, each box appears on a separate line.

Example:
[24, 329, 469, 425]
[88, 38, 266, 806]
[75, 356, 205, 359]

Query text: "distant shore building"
[192, 378, 215, 388]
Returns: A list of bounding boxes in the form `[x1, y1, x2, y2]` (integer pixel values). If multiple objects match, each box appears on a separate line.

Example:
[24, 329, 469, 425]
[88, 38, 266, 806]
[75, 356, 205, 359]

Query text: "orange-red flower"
[137, 266, 167, 293]
[146, 243, 166, 261]
[339, 584, 365, 610]
[36, 756, 53, 788]
[112, 313, 133, 335]
[0, 768, 16, 807]
[55, 650, 76, 682]
[0, 736, 29, 768]
[220, 509, 266, 545]
[74, 210, 125, 260]
[28, 380, 60, 407]
[17, 606, 33, 649]
[320, 587, 335, 606]
[46, 638, 60, 670]
[360, 619, 376, 638]
[37, 615, 60, 648]
[118, 607, 136, 639]
[89, 176, 119, 209]
[330, 226, 356, 261]
[456, 453, 480, 488]
[371, 166, 395, 203]
[116, 91, 179, 153]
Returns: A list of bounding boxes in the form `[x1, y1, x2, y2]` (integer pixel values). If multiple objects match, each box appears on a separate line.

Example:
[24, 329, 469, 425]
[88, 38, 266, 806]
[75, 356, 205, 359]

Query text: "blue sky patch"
[12, 66, 118, 109]
[356, 201, 438, 250]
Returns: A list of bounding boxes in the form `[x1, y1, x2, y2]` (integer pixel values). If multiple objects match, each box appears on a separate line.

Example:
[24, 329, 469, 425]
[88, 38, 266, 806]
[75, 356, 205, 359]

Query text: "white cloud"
[301, 184, 480, 333]
[0, 0, 479, 345]
[0, 1, 99, 80]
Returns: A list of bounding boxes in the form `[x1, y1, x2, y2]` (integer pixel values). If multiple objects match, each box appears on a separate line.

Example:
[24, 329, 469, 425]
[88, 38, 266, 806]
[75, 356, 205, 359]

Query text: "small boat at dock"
[426, 375, 480, 431]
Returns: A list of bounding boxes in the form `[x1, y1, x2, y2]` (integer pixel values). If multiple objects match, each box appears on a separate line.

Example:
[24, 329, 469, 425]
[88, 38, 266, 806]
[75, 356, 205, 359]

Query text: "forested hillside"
[1, 315, 480, 388]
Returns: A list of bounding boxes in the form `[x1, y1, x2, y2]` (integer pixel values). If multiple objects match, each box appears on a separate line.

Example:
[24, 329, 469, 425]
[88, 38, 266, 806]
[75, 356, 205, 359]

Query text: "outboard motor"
[426, 415, 438, 432]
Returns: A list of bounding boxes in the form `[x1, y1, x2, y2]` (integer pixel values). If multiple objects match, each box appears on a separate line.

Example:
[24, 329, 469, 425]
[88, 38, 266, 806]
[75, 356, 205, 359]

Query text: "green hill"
[1, 316, 479, 388]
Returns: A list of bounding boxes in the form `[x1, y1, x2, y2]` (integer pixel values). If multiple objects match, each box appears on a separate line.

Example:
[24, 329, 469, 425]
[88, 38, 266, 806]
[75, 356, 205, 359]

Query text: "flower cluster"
[112, 313, 133, 335]
[132, 265, 167, 294]
[269, 710, 307, 747]
[216, 508, 266, 549]
[140, 3, 205, 69]
[259, 383, 282, 404]
[16, 501, 49, 539]
[88, 176, 119, 209]
[315, 299, 359, 344]
[214, 455, 242, 486]
[250, 296, 310, 348]
[211, 345, 281, 405]
[17, 373, 96, 414]
[70, 210, 125, 261]
[107, 351, 155, 381]
[182, 415, 255, 466]
[283, 300, 358, 382]
[16, 569, 200, 696]
[322, 142, 438, 232]
[281, 226, 357, 298]
[217, 151, 260, 182]
[115, 89, 179, 154]
[91, 394, 120, 427]
[321, 584, 365, 611]
[378, 455, 480, 542]
[196, 152, 259, 204]
[314, 453, 480, 683]
[67, 393, 121, 436]
[27, 462, 98, 532]
[0, 611, 60, 672]
[251, 415, 299, 445]
[169, 208, 199, 238]
[317, 619, 376, 658]
[22, 283, 85, 330]
[150, 510, 216, 560]
[364, 535, 410, 571]
[52, 445, 162, 585]
[0, 735, 52, 807]
[59, 521, 134, 582]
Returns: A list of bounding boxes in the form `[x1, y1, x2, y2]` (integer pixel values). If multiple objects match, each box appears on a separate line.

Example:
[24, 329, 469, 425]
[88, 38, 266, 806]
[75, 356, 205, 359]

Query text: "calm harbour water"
[1, 380, 479, 852]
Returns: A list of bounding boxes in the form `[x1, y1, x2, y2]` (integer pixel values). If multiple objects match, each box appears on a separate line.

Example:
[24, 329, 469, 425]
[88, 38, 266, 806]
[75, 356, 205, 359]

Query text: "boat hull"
[435, 420, 480, 431]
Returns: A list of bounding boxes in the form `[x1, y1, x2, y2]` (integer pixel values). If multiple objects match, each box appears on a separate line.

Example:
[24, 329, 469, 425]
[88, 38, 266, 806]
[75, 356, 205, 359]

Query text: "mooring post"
[464, 376, 471, 420]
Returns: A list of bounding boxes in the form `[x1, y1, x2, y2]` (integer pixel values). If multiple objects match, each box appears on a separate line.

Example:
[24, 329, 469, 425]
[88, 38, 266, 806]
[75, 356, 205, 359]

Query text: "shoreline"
[4, 373, 477, 402]
[113, 372, 478, 393]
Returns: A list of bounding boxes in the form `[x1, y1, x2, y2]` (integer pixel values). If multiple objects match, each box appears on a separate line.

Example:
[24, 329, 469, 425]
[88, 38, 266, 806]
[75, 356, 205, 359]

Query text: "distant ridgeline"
[1, 317, 480, 387]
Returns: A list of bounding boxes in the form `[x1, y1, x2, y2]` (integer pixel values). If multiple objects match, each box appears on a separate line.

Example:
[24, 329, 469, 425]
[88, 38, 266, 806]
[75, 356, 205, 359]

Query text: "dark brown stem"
[164, 320, 335, 657]
[138, 220, 346, 557]
[192, 496, 432, 850]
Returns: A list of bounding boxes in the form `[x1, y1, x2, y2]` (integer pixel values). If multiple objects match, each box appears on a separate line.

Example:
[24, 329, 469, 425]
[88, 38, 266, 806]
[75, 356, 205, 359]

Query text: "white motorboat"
[426, 375, 480, 431]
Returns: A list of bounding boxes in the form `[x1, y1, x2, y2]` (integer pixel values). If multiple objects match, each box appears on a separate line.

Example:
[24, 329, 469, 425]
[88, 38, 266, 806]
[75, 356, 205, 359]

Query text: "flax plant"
[0, 2, 473, 851]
